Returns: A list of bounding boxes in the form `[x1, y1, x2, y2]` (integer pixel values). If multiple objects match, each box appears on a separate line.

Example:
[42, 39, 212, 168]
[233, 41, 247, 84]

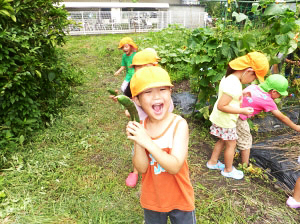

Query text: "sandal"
[286, 196, 300, 209]
[221, 167, 244, 180]
[206, 160, 225, 170]
[126, 172, 138, 188]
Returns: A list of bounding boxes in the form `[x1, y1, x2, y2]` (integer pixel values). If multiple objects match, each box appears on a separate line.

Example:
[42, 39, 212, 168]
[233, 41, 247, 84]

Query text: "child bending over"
[237, 74, 300, 165]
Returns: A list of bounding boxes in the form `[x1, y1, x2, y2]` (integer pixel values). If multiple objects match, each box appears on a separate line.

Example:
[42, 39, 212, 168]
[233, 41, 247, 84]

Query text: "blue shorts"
[144, 209, 196, 224]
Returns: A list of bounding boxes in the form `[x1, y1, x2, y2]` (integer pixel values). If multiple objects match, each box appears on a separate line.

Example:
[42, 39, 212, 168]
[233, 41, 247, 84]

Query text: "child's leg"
[208, 139, 225, 165]
[286, 177, 300, 208]
[223, 140, 236, 173]
[169, 209, 196, 224]
[121, 80, 129, 93]
[241, 148, 250, 166]
[236, 118, 252, 166]
[293, 177, 300, 202]
[144, 209, 168, 224]
[133, 165, 138, 174]
[221, 139, 244, 179]
[126, 146, 138, 187]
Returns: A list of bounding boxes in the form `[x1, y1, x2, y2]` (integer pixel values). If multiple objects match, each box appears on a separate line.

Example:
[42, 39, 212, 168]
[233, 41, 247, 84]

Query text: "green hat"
[259, 74, 288, 96]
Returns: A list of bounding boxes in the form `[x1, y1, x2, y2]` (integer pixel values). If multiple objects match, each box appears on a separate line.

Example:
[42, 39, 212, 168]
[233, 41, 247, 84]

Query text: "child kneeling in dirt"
[126, 66, 196, 223]
[237, 74, 300, 166]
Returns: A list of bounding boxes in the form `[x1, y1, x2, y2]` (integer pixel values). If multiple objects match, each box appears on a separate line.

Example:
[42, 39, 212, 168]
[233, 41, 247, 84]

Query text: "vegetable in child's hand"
[107, 89, 118, 96]
[116, 95, 140, 122]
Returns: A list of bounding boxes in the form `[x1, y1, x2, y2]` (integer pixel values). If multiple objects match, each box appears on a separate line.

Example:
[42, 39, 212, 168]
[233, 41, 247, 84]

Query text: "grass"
[0, 33, 299, 223]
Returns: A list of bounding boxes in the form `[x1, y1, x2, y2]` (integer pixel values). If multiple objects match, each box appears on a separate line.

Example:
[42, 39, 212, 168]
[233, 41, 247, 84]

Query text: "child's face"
[122, 44, 132, 55]
[270, 90, 281, 99]
[241, 70, 257, 84]
[134, 86, 171, 120]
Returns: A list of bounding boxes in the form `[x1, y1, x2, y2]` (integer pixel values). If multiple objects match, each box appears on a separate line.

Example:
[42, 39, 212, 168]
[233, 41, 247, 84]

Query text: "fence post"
[184, 11, 186, 27]
[81, 11, 85, 35]
[200, 12, 202, 28]
[138, 11, 140, 33]
[169, 11, 171, 25]
[162, 11, 164, 29]
[128, 12, 131, 31]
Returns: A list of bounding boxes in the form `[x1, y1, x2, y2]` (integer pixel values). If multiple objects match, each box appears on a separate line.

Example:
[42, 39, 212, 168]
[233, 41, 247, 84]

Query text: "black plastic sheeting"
[252, 106, 300, 133]
[172, 92, 197, 115]
[250, 134, 300, 191]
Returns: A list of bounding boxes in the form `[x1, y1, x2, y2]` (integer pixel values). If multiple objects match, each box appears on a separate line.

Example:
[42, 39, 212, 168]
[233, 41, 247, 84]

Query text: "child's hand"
[241, 107, 254, 115]
[124, 110, 131, 118]
[109, 95, 118, 102]
[126, 121, 152, 148]
[114, 71, 120, 76]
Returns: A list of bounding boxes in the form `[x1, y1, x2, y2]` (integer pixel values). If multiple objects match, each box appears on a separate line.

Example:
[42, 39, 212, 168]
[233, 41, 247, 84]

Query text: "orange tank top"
[140, 115, 195, 212]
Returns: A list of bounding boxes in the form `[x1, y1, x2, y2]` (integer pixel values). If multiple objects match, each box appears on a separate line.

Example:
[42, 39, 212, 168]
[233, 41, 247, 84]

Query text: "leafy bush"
[136, 25, 192, 83]
[0, 0, 82, 167]
[188, 2, 299, 119]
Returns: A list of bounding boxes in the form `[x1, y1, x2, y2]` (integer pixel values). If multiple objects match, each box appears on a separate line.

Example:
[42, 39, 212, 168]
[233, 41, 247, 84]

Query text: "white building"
[58, 1, 207, 35]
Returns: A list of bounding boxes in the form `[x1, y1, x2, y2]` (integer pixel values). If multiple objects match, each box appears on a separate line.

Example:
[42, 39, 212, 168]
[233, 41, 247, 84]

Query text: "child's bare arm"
[271, 110, 300, 131]
[114, 66, 125, 76]
[132, 143, 149, 173]
[127, 122, 149, 173]
[127, 120, 188, 174]
[217, 93, 254, 115]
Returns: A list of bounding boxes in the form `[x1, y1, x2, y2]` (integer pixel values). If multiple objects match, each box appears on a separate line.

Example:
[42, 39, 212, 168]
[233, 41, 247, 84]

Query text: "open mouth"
[152, 103, 164, 115]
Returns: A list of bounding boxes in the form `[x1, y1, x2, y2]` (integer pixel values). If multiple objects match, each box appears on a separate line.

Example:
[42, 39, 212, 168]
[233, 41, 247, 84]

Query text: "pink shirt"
[239, 84, 278, 120]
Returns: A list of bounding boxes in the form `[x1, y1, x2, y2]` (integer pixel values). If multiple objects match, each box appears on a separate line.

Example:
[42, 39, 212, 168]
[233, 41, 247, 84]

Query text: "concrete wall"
[168, 5, 205, 28]
[63, 0, 181, 3]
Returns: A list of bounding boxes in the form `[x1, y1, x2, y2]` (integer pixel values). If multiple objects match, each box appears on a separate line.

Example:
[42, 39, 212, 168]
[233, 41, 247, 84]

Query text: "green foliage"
[204, 1, 223, 19]
[1, 34, 298, 222]
[0, 0, 15, 22]
[0, 0, 81, 167]
[238, 161, 271, 183]
[136, 25, 192, 83]
[188, 1, 300, 118]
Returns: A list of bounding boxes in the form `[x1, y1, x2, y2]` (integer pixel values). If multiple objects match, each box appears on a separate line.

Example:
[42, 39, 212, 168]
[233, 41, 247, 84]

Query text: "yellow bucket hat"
[118, 37, 138, 50]
[130, 48, 160, 68]
[130, 66, 173, 97]
[229, 52, 269, 82]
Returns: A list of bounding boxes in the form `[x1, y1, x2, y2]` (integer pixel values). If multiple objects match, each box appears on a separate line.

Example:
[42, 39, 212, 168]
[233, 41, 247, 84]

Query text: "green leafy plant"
[136, 25, 192, 83]
[188, 1, 299, 119]
[238, 162, 270, 183]
[0, 0, 81, 168]
[0, 0, 15, 22]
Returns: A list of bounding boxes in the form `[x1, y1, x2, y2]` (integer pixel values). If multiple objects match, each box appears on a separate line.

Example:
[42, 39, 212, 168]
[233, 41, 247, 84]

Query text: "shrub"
[136, 25, 192, 83]
[0, 0, 81, 167]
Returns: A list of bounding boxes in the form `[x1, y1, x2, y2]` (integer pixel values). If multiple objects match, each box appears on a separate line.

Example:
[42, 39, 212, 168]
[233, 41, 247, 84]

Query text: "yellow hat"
[130, 48, 160, 68]
[118, 37, 138, 49]
[229, 52, 269, 82]
[130, 66, 173, 97]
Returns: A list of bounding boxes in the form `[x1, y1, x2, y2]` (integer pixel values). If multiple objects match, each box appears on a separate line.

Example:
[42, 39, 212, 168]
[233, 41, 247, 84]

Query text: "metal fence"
[66, 11, 207, 35]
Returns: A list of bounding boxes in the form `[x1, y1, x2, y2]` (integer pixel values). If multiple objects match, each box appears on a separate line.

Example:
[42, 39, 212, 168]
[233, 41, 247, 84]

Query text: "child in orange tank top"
[126, 66, 196, 223]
